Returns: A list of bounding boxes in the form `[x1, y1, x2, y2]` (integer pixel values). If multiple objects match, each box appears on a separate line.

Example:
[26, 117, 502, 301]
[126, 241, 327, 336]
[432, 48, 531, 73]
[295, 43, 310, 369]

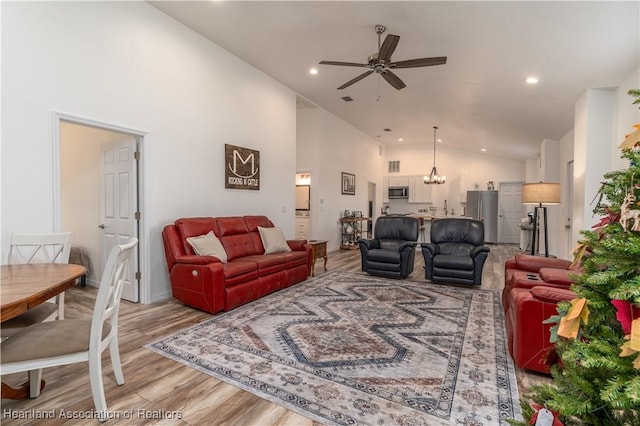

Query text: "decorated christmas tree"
[518, 91, 640, 425]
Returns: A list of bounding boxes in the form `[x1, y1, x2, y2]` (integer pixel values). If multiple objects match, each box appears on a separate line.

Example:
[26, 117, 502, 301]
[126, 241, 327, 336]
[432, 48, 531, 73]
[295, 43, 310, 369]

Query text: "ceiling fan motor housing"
[368, 53, 386, 72]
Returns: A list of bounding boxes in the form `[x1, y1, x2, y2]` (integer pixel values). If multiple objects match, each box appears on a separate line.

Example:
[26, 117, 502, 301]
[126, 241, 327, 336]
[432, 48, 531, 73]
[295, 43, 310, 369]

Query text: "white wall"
[297, 107, 384, 252]
[2, 2, 297, 302]
[573, 88, 616, 238]
[567, 67, 639, 258]
[60, 122, 134, 284]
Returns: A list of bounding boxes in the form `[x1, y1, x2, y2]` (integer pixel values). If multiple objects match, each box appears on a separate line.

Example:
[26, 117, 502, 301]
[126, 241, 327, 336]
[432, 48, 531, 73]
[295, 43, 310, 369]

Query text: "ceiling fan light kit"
[424, 126, 446, 185]
[319, 24, 447, 90]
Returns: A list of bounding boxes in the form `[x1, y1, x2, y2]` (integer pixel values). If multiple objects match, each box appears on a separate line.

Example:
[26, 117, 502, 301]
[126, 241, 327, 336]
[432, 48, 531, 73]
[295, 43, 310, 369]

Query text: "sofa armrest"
[169, 261, 226, 314]
[358, 239, 380, 250]
[399, 241, 418, 251]
[471, 245, 491, 257]
[287, 239, 307, 251]
[174, 255, 222, 265]
[504, 256, 517, 272]
[420, 243, 439, 256]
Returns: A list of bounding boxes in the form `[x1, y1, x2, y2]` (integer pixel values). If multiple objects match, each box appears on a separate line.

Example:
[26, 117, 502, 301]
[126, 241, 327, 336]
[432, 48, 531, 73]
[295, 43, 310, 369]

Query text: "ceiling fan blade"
[337, 70, 374, 90]
[319, 60, 368, 68]
[381, 70, 406, 90]
[390, 56, 447, 69]
[378, 34, 400, 63]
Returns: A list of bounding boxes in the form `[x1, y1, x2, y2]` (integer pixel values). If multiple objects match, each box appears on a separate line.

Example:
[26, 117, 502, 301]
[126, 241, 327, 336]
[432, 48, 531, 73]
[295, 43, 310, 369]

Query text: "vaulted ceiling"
[151, 1, 639, 162]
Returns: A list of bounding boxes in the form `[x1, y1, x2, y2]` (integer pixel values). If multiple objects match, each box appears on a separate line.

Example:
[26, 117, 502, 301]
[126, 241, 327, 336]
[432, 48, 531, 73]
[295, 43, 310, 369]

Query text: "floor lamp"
[522, 182, 561, 257]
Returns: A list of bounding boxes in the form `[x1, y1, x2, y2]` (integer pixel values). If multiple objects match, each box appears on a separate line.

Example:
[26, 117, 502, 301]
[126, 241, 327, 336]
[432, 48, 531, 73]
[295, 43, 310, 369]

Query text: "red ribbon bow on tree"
[612, 300, 640, 334]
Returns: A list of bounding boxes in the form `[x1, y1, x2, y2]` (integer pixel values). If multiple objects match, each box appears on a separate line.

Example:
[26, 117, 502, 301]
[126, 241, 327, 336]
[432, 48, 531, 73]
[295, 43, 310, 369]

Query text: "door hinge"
[135, 211, 141, 220]
[134, 151, 140, 160]
[135, 271, 141, 280]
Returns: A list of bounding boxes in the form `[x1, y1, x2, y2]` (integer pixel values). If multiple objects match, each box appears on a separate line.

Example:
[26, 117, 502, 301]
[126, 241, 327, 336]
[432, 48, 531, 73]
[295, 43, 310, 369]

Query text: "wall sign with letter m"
[225, 144, 260, 190]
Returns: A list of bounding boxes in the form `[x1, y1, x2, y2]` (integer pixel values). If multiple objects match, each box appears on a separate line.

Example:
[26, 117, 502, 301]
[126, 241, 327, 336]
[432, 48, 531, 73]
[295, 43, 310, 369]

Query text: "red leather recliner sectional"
[503, 253, 581, 315]
[162, 216, 312, 314]
[503, 253, 581, 374]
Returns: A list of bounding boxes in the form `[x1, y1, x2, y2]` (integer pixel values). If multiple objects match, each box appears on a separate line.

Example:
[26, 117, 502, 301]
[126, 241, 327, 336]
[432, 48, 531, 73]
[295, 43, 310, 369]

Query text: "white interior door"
[565, 160, 574, 255]
[100, 139, 139, 302]
[498, 182, 524, 244]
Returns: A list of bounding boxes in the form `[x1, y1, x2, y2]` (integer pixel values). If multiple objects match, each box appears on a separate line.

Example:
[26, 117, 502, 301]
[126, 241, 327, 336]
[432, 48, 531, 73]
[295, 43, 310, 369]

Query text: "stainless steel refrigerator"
[466, 190, 498, 243]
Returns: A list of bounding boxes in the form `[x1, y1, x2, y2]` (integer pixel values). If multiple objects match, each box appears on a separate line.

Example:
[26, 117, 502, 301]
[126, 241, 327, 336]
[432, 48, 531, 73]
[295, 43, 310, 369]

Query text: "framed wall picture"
[341, 172, 356, 195]
[225, 144, 260, 190]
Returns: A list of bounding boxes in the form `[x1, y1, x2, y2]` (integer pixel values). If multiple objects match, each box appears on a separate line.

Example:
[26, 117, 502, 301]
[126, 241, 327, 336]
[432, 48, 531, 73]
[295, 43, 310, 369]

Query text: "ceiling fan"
[319, 25, 447, 90]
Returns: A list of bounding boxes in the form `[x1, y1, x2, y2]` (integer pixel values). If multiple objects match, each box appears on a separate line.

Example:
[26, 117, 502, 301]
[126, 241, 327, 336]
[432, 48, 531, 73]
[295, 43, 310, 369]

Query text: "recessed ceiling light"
[525, 76, 539, 84]
[398, 138, 403, 142]
[309, 68, 318, 75]
[481, 148, 487, 152]
[436, 139, 442, 143]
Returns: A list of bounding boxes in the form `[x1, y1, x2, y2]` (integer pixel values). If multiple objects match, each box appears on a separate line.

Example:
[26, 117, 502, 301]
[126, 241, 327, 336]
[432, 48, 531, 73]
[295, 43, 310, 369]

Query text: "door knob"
[98, 224, 105, 229]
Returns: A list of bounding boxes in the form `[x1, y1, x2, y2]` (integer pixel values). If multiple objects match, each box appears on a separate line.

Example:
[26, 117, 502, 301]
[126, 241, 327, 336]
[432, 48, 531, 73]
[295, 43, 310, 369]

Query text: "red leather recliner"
[502, 253, 582, 373]
[506, 286, 575, 373]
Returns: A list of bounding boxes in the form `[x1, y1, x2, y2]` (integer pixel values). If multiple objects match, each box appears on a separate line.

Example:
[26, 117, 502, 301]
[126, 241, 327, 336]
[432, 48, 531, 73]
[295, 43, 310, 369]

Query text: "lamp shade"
[522, 182, 561, 205]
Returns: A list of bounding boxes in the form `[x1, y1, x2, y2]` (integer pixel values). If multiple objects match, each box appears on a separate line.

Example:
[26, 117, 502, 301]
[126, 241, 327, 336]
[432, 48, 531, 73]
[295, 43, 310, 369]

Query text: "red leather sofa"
[162, 216, 312, 314]
[502, 253, 583, 373]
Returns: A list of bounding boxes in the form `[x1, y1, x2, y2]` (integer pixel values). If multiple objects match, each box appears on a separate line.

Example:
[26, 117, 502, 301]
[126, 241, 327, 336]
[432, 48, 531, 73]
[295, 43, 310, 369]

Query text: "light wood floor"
[1, 244, 551, 425]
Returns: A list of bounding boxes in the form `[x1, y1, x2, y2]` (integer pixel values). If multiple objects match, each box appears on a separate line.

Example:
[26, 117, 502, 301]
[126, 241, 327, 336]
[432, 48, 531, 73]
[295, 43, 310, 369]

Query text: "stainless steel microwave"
[389, 187, 409, 199]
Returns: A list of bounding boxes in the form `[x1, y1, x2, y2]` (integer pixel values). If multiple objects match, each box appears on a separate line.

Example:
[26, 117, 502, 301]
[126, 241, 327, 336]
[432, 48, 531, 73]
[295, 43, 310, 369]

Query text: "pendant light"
[424, 126, 446, 184]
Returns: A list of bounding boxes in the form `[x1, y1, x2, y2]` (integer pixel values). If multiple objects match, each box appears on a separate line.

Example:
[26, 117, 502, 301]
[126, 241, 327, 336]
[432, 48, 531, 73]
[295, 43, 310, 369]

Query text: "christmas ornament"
[620, 318, 640, 369]
[618, 124, 640, 150]
[529, 404, 563, 426]
[568, 242, 588, 269]
[619, 192, 640, 232]
[591, 207, 620, 237]
[557, 298, 589, 339]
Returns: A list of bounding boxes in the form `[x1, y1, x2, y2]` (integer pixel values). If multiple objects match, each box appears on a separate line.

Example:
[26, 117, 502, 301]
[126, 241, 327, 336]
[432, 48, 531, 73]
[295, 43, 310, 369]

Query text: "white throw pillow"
[186, 231, 228, 263]
[258, 226, 292, 254]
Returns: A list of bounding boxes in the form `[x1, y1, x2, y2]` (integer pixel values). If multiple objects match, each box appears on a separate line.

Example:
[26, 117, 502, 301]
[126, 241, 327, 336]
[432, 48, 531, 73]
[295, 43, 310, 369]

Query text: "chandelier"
[424, 126, 446, 184]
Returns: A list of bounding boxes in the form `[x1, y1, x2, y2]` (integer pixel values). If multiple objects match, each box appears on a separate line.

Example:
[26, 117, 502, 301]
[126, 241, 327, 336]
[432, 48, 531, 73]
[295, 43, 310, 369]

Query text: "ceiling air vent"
[388, 161, 400, 173]
[384, 128, 392, 132]
[341, 96, 354, 102]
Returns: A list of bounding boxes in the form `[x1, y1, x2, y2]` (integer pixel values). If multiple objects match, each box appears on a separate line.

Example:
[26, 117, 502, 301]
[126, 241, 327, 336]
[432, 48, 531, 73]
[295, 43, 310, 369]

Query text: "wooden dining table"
[1, 263, 86, 399]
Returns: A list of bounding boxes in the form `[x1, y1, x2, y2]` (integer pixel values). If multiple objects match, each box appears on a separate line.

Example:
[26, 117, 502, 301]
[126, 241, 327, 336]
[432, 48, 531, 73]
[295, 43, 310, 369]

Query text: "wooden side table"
[309, 240, 328, 276]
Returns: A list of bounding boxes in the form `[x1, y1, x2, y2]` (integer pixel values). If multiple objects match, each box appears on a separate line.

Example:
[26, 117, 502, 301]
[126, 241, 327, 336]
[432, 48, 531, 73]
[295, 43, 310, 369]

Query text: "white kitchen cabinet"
[448, 173, 468, 206]
[387, 175, 409, 187]
[408, 175, 432, 203]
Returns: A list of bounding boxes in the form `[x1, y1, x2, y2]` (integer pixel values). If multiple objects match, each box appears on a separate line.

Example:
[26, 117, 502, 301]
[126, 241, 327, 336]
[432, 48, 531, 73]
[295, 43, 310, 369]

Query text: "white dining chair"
[0, 238, 137, 419]
[1, 232, 73, 337]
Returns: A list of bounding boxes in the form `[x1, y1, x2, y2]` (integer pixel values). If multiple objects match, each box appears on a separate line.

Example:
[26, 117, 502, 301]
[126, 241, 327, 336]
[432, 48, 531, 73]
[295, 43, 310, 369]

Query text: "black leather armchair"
[358, 215, 419, 279]
[421, 218, 490, 286]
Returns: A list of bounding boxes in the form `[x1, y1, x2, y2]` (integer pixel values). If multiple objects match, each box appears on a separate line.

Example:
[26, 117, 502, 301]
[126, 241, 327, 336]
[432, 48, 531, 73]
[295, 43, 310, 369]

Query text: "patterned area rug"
[147, 272, 521, 425]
